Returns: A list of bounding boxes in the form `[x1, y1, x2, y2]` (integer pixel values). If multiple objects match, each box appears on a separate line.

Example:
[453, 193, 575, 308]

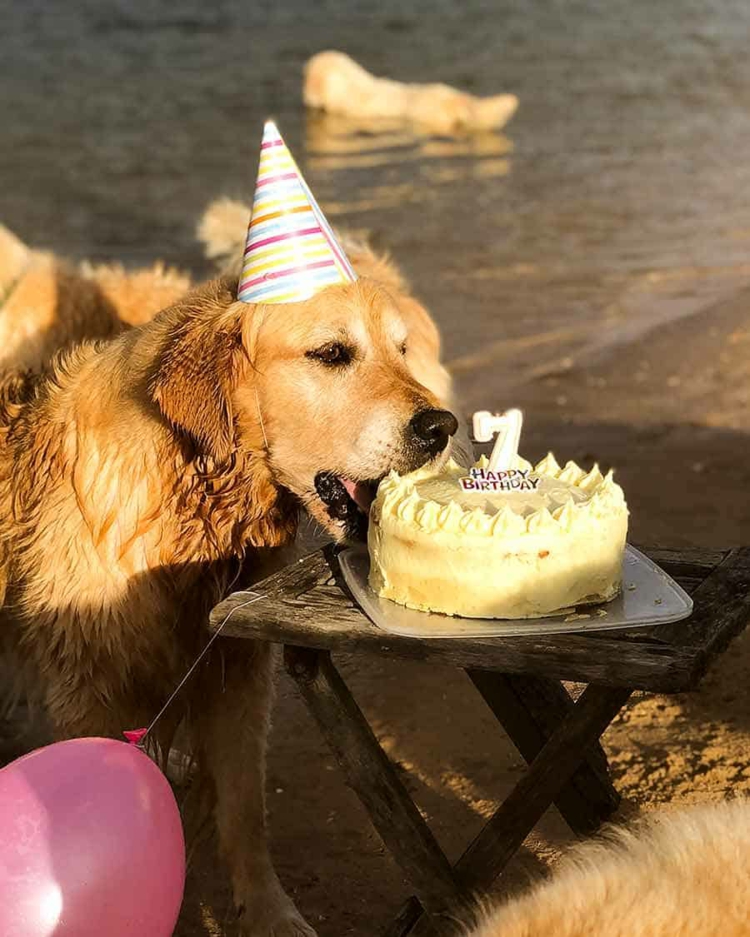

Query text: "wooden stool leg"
[403, 684, 632, 937]
[467, 671, 620, 833]
[454, 684, 631, 894]
[284, 645, 470, 934]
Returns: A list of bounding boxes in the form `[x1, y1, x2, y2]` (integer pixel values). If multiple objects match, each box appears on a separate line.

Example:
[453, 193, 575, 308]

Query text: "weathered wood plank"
[209, 545, 750, 692]
[381, 897, 422, 937]
[650, 547, 750, 677]
[214, 585, 685, 689]
[284, 646, 469, 933]
[211, 552, 687, 690]
[638, 545, 726, 580]
[467, 672, 619, 834]
[668, 576, 706, 594]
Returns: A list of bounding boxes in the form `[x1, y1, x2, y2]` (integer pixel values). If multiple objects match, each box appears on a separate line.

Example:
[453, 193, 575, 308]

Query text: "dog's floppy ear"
[149, 285, 246, 463]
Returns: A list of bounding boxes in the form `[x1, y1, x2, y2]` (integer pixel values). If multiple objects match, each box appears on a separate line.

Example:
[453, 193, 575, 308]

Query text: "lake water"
[4, 0, 750, 408]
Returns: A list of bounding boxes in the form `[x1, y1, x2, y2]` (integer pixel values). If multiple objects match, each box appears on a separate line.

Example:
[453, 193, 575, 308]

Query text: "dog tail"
[196, 198, 249, 279]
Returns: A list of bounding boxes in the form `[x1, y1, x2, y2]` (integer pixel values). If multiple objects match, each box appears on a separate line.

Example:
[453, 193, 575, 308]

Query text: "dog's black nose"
[409, 408, 459, 455]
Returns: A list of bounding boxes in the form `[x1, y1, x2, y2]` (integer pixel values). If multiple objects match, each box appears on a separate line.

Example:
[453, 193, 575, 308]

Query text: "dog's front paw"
[237, 891, 317, 937]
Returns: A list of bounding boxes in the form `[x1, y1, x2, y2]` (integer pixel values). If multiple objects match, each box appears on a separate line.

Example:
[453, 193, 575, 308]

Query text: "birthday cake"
[367, 450, 628, 620]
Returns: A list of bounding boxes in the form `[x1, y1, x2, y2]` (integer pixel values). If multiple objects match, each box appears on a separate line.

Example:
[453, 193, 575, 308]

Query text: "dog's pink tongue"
[342, 477, 375, 513]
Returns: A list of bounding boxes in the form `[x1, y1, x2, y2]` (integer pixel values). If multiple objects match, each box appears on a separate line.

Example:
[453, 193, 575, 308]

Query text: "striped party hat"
[238, 120, 357, 304]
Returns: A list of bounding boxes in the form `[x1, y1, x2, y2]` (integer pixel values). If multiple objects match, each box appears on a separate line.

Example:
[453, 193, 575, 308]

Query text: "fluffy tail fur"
[470, 801, 750, 937]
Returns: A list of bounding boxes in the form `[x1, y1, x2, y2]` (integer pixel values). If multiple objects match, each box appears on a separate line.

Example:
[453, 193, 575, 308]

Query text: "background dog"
[0, 206, 463, 936]
[303, 51, 518, 134]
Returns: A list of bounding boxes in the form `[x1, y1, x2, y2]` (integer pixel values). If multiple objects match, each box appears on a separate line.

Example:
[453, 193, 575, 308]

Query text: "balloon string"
[126, 591, 266, 748]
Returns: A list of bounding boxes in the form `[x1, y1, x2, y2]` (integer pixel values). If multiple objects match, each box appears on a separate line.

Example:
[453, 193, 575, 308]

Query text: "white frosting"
[368, 453, 629, 620]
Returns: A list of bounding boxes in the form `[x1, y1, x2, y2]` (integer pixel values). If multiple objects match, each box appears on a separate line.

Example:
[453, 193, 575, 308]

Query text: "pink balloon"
[0, 737, 185, 937]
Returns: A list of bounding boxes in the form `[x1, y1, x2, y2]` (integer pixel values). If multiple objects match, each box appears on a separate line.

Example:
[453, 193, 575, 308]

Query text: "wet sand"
[4, 1, 750, 934]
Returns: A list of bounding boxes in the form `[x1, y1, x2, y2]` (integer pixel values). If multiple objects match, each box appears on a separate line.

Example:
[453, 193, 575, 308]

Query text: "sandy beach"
[4, 1, 750, 933]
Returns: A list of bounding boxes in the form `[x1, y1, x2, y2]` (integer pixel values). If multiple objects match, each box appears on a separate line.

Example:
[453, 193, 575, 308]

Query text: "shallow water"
[4, 0, 750, 408]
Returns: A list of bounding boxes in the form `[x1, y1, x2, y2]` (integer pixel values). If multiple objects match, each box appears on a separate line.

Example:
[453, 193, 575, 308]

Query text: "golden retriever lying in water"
[472, 801, 750, 937]
[0, 211, 459, 936]
[304, 51, 519, 134]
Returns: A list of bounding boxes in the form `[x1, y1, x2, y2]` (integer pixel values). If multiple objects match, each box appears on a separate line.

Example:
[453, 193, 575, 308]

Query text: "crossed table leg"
[285, 645, 631, 937]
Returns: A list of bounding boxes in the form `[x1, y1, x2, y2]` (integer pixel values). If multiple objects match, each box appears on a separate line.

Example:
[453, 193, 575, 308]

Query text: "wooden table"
[210, 545, 750, 936]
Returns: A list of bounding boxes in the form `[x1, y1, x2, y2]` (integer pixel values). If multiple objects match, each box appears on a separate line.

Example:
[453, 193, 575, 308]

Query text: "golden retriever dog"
[0, 207, 461, 936]
[471, 801, 750, 937]
[304, 51, 519, 134]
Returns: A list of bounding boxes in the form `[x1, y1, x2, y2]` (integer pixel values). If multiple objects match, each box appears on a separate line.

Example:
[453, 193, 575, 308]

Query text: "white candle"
[472, 409, 524, 472]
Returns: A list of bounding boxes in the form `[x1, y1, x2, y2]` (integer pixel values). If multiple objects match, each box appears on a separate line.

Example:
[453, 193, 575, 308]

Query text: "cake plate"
[339, 545, 694, 639]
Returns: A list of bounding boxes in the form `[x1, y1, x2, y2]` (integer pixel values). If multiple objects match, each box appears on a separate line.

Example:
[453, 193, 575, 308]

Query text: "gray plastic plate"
[339, 545, 694, 639]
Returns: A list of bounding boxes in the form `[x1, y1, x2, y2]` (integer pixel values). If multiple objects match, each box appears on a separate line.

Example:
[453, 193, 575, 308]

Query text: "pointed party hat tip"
[238, 120, 357, 305]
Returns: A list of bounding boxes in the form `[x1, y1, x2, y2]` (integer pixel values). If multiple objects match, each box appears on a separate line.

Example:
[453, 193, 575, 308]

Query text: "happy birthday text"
[459, 468, 541, 492]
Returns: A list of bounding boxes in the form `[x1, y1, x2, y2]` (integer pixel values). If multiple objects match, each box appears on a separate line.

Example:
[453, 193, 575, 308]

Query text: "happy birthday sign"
[460, 467, 540, 492]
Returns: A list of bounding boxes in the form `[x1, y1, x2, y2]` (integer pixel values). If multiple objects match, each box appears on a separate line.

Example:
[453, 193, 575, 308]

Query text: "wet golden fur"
[0, 208, 459, 936]
[471, 801, 750, 937]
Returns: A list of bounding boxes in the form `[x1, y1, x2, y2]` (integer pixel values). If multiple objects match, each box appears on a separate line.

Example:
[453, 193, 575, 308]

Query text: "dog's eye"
[399, 340, 407, 356]
[306, 342, 353, 367]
